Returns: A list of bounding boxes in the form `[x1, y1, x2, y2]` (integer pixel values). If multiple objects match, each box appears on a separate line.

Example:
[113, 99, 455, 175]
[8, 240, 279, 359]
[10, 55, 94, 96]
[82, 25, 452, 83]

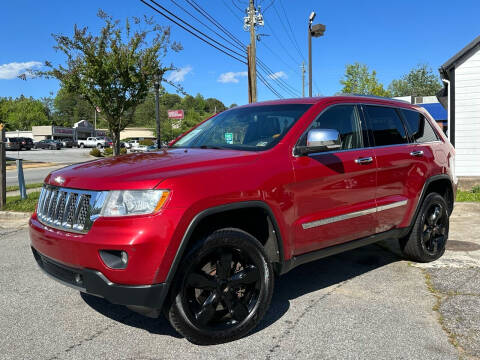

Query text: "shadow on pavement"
[81, 239, 402, 339]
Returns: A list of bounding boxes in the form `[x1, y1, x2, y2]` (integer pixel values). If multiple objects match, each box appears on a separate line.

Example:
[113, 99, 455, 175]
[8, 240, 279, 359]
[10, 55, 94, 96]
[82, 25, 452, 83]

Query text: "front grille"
[37, 185, 106, 234]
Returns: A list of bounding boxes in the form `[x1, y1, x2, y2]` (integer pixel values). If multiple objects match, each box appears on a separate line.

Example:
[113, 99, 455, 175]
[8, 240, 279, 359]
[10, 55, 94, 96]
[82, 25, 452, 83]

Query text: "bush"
[139, 139, 154, 146]
[103, 147, 113, 156]
[472, 185, 480, 194]
[90, 148, 102, 157]
[120, 147, 127, 155]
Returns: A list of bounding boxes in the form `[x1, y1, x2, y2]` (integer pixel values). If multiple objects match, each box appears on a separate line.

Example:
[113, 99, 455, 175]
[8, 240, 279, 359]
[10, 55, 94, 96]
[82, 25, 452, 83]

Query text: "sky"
[0, 0, 479, 107]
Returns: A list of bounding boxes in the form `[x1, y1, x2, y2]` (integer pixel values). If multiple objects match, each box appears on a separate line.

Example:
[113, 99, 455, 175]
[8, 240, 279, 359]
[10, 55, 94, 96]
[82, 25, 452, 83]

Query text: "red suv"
[30, 96, 456, 344]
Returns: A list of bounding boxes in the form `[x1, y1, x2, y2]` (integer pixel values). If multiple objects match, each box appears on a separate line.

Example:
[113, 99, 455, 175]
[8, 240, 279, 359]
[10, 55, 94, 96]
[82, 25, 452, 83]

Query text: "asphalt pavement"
[6, 148, 93, 186]
[5, 203, 480, 359]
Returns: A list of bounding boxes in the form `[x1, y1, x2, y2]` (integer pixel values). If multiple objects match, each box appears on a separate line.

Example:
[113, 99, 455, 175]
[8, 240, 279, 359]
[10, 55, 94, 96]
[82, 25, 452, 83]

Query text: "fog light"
[99, 250, 129, 269]
[75, 274, 83, 284]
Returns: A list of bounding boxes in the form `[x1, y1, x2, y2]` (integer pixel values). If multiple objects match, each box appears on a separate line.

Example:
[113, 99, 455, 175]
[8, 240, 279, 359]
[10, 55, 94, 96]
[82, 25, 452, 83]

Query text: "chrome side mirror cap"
[297, 129, 341, 155]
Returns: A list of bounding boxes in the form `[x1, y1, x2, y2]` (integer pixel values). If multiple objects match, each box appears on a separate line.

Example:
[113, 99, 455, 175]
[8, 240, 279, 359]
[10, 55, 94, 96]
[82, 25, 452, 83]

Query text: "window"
[301, 105, 364, 150]
[172, 104, 311, 151]
[364, 105, 408, 146]
[401, 109, 439, 143]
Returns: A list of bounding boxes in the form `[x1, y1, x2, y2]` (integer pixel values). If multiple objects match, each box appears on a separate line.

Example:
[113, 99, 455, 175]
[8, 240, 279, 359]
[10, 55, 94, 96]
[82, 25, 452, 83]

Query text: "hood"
[45, 148, 259, 190]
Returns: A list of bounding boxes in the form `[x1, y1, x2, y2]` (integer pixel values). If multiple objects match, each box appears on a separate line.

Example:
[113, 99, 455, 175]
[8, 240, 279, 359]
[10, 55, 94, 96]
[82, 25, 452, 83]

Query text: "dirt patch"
[6, 162, 58, 170]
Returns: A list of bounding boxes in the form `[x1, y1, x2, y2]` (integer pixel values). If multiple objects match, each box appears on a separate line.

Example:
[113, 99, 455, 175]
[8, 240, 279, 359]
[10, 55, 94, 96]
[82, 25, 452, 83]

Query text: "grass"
[6, 182, 44, 192]
[3, 191, 40, 212]
[456, 190, 480, 202]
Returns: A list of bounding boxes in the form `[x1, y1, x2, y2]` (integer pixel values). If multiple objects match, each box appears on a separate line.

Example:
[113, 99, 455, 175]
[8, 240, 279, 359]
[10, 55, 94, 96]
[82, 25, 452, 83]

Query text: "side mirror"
[297, 129, 341, 155]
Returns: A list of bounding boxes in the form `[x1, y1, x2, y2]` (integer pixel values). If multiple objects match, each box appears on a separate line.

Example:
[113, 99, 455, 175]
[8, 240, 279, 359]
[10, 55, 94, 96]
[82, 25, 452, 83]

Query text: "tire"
[399, 192, 449, 262]
[97, 144, 102, 149]
[79, 143, 85, 148]
[166, 228, 274, 345]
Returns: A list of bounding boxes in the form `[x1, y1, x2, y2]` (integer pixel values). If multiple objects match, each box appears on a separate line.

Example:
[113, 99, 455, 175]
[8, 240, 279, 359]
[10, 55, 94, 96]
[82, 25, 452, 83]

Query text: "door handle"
[355, 156, 373, 165]
[410, 150, 424, 157]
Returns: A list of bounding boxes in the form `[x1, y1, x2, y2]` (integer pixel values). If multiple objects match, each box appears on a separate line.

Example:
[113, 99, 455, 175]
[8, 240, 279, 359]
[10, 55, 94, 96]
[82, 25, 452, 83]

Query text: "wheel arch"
[164, 201, 286, 287]
[410, 174, 455, 228]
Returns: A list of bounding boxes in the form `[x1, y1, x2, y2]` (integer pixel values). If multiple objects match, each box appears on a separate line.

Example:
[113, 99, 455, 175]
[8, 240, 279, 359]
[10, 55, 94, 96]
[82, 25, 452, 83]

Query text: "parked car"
[30, 95, 457, 345]
[77, 137, 107, 148]
[60, 138, 76, 148]
[18, 137, 34, 150]
[34, 139, 62, 150]
[126, 139, 141, 150]
[5, 137, 20, 151]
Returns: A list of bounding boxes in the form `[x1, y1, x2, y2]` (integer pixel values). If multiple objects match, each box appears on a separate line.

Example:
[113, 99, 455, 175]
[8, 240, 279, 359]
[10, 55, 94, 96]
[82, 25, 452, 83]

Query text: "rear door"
[362, 104, 428, 233]
[290, 103, 377, 255]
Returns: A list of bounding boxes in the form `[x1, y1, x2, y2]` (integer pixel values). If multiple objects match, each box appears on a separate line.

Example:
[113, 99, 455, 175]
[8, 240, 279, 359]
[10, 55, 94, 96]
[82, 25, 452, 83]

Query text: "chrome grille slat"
[36, 185, 106, 234]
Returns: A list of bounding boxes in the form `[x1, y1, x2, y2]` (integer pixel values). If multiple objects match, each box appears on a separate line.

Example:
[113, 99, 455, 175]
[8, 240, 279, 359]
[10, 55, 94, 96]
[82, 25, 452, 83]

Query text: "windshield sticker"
[224, 132, 233, 144]
[256, 141, 268, 147]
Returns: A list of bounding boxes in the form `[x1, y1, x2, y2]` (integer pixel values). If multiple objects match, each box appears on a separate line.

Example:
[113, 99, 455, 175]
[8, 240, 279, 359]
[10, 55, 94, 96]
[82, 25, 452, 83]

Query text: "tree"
[39, 10, 182, 154]
[340, 62, 390, 97]
[0, 96, 50, 131]
[388, 64, 442, 97]
[53, 87, 93, 127]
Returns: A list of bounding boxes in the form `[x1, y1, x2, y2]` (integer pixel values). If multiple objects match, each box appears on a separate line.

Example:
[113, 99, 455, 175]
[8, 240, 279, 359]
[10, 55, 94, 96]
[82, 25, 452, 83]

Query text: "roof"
[244, 95, 414, 107]
[440, 35, 480, 74]
[418, 103, 447, 121]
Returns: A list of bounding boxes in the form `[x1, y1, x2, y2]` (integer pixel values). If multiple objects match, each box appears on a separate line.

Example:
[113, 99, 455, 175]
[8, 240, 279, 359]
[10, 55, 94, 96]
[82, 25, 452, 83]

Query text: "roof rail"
[339, 93, 411, 104]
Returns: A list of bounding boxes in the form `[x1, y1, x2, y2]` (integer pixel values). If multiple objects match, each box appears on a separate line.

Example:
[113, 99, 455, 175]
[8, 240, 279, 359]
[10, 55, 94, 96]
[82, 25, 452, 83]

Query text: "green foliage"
[120, 147, 127, 155]
[472, 185, 480, 194]
[0, 96, 50, 130]
[340, 62, 391, 97]
[388, 64, 443, 97]
[53, 87, 93, 127]
[89, 148, 102, 157]
[103, 147, 113, 156]
[456, 190, 480, 202]
[4, 192, 41, 213]
[40, 10, 182, 155]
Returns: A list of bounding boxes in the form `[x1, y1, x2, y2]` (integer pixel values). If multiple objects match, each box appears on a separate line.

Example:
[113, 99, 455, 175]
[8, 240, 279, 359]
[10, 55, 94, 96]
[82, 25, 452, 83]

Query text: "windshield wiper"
[198, 145, 228, 150]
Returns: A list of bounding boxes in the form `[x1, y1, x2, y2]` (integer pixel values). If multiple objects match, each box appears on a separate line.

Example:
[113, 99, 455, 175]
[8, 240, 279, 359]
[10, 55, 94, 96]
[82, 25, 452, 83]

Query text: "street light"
[308, 11, 326, 97]
[154, 73, 161, 150]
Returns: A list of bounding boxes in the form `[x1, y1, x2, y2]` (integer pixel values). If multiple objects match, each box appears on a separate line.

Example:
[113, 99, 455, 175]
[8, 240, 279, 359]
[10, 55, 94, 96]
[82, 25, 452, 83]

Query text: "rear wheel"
[400, 192, 449, 262]
[79, 143, 85, 148]
[166, 228, 274, 345]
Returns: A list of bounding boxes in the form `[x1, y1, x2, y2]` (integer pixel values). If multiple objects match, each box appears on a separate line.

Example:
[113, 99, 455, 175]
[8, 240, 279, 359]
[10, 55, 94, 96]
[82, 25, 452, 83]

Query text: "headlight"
[100, 190, 169, 217]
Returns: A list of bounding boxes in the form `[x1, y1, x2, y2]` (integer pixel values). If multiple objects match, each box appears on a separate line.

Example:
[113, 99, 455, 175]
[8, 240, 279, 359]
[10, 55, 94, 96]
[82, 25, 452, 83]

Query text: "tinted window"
[172, 104, 311, 151]
[364, 105, 408, 146]
[401, 109, 439, 143]
[303, 105, 364, 150]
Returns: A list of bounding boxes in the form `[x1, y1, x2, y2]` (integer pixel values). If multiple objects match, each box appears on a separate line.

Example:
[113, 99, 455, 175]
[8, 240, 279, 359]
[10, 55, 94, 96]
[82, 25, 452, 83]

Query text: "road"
[3, 204, 480, 359]
[6, 165, 66, 187]
[6, 148, 93, 187]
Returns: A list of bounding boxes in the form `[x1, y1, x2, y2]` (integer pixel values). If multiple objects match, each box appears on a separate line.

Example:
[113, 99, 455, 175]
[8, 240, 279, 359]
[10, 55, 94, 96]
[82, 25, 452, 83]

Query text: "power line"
[182, 0, 298, 97]
[277, 0, 305, 62]
[170, 0, 245, 53]
[147, 0, 246, 59]
[141, 0, 247, 64]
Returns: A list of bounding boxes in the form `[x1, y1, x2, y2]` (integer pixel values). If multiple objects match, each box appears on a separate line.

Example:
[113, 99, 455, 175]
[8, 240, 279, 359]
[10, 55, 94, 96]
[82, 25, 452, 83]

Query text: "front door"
[290, 104, 377, 255]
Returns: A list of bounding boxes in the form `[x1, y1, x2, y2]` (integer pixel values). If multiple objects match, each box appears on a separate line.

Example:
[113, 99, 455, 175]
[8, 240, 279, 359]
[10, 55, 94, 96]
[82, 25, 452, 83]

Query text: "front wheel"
[399, 192, 449, 262]
[166, 228, 274, 345]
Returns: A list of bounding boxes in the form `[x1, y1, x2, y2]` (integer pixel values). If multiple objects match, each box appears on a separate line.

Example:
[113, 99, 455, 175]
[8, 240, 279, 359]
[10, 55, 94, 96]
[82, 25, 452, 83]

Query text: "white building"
[438, 35, 480, 176]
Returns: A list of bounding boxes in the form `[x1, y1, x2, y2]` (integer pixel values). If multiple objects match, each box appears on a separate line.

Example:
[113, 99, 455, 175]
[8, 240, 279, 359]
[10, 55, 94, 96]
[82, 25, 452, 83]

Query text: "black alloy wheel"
[421, 203, 448, 256]
[400, 192, 449, 262]
[167, 228, 274, 345]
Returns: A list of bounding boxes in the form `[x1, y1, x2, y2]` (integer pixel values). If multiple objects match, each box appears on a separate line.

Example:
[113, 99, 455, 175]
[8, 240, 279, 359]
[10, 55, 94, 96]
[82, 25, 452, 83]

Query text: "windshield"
[171, 104, 312, 151]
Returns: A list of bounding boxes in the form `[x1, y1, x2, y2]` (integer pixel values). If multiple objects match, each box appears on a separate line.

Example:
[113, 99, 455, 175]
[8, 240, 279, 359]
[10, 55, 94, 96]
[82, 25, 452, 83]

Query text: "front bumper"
[32, 247, 167, 308]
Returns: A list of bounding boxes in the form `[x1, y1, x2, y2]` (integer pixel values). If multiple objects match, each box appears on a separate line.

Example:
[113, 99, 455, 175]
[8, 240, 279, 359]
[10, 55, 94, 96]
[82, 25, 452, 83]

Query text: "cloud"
[218, 71, 248, 83]
[166, 65, 192, 82]
[0, 61, 43, 80]
[269, 71, 287, 80]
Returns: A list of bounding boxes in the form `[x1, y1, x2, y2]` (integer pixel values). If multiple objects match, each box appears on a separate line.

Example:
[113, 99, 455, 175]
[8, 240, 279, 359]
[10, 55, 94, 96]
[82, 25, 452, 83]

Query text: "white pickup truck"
[77, 137, 108, 148]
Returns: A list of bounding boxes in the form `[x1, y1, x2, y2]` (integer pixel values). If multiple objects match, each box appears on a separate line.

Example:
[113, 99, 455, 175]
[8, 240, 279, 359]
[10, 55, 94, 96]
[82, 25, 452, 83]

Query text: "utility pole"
[301, 62, 306, 97]
[244, 0, 263, 103]
[247, 45, 253, 103]
[154, 73, 161, 149]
